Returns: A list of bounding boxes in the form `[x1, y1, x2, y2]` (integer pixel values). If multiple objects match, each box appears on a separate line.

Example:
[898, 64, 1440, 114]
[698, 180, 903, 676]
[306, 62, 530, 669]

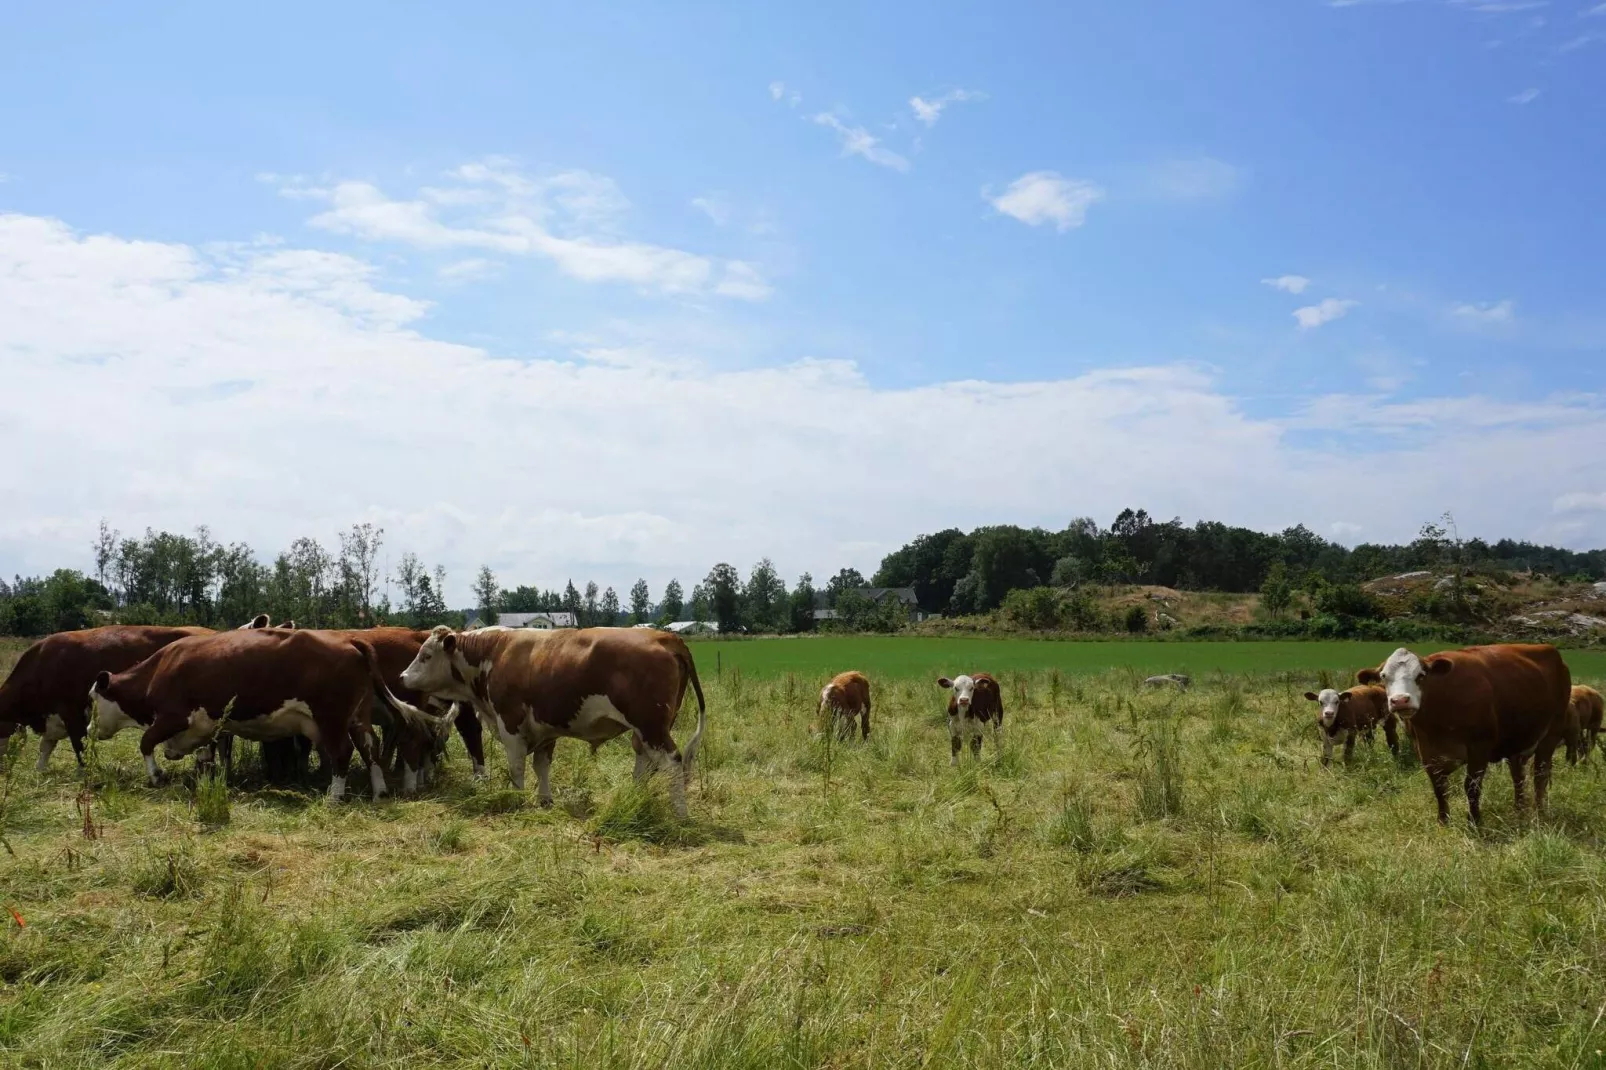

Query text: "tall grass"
[4, 654, 1606, 1067]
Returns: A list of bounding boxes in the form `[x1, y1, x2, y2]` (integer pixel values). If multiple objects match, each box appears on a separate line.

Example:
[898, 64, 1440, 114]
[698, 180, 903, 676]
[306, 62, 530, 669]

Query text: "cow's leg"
[1424, 762, 1453, 825]
[455, 705, 487, 779]
[137, 716, 188, 786]
[502, 731, 529, 791]
[969, 718, 983, 760]
[1383, 715, 1400, 757]
[1465, 758, 1491, 826]
[636, 725, 688, 818]
[861, 700, 871, 741]
[949, 715, 962, 766]
[353, 726, 386, 799]
[36, 721, 64, 772]
[531, 738, 556, 808]
[1342, 729, 1357, 765]
[991, 716, 1002, 752]
[1534, 744, 1558, 815]
[1321, 734, 1334, 767]
[1508, 753, 1530, 813]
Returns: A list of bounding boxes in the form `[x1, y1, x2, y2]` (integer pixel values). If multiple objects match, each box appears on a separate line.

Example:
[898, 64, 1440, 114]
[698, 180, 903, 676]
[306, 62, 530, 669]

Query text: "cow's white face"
[1306, 688, 1342, 730]
[400, 627, 472, 700]
[88, 683, 137, 740]
[162, 708, 221, 760]
[939, 674, 976, 711]
[1371, 647, 1451, 716]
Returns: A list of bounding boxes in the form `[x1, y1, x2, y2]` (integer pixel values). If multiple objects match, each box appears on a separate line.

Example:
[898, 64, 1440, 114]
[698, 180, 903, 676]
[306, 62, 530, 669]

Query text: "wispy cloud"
[1454, 0, 1549, 11]
[438, 258, 501, 283]
[1143, 156, 1245, 200]
[909, 88, 984, 127]
[1451, 299, 1516, 326]
[1262, 275, 1311, 295]
[691, 195, 731, 227]
[1588, 2, 1606, 15]
[1293, 298, 1359, 329]
[1558, 30, 1605, 49]
[811, 114, 910, 172]
[1508, 86, 1543, 103]
[277, 160, 771, 301]
[987, 172, 1105, 232]
[1555, 491, 1606, 513]
[768, 80, 802, 107]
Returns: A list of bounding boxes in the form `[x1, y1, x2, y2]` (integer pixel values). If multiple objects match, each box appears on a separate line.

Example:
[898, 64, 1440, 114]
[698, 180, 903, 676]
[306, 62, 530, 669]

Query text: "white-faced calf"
[937, 673, 1004, 764]
[1303, 684, 1397, 765]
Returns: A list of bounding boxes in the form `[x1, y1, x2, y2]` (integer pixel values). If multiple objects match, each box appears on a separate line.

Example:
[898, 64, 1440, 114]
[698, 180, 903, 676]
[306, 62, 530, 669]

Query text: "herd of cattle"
[0, 621, 1600, 825]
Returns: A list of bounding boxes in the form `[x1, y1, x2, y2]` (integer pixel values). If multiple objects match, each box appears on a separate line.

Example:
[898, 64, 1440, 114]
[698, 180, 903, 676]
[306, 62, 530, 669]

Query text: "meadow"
[5, 635, 1606, 1067]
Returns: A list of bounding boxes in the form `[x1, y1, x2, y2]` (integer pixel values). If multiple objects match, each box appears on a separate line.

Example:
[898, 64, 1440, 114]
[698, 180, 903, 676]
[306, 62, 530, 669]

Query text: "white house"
[464, 611, 579, 630]
[664, 620, 720, 635]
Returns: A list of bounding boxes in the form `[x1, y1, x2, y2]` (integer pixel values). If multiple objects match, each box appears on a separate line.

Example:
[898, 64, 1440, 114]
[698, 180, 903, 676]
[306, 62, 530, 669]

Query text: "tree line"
[0, 510, 1601, 637]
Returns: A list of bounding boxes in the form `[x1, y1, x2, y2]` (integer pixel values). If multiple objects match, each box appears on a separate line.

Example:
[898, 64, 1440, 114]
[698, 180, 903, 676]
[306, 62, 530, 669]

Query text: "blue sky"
[2, 1, 1604, 598]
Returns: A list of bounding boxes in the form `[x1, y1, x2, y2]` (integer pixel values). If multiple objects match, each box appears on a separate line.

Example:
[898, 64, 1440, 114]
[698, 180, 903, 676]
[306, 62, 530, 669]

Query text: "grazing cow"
[399, 626, 707, 816]
[818, 671, 871, 741]
[1564, 684, 1604, 765]
[937, 673, 1004, 764]
[0, 625, 213, 771]
[1303, 684, 1398, 765]
[88, 628, 441, 800]
[1357, 644, 1570, 825]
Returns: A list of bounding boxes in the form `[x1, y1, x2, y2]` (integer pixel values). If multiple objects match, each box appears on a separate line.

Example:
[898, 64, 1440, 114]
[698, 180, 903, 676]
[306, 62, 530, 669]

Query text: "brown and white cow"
[88, 627, 442, 800]
[399, 625, 707, 816]
[1303, 684, 1399, 765]
[0, 625, 214, 771]
[818, 671, 871, 741]
[1357, 644, 1570, 825]
[937, 673, 1004, 764]
[1564, 684, 1604, 765]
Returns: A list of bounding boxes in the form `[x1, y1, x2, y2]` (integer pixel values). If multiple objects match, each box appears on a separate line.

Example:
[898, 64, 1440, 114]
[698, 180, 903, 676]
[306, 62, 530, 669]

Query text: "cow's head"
[1356, 647, 1452, 717]
[1304, 688, 1344, 732]
[162, 707, 223, 760]
[88, 671, 139, 740]
[938, 674, 976, 712]
[400, 625, 474, 700]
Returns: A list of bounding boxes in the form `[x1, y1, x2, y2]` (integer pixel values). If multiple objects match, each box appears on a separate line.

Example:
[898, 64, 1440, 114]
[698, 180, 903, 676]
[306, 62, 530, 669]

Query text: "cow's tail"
[351, 639, 448, 737]
[677, 645, 708, 773]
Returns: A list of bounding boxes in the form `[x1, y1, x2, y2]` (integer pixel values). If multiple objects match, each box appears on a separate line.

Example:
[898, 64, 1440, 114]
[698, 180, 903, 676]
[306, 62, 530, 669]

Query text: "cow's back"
[144, 628, 365, 719]
[1351, 684, 1389, 728]
[4, 626, 210, 721]
[1458, 644, 1570, 760]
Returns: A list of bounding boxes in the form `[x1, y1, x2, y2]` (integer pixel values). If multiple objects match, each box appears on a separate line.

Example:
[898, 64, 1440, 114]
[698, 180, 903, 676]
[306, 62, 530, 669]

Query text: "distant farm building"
[663, 620, 720, 635]
[813, 587, 930, 623]
[464, 611, 579, 630]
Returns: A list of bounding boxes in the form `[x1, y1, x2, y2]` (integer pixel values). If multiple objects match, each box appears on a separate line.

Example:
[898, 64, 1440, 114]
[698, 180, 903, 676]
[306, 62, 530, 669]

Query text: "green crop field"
[5, 636, 1606, 1067]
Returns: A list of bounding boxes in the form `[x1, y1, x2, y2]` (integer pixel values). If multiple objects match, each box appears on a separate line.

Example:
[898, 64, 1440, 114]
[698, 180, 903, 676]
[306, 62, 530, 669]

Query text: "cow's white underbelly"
[519, 694, 632, 746]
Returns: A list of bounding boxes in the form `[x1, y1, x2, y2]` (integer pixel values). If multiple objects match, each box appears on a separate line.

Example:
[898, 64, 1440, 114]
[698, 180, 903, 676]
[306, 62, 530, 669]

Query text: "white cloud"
[811, 114, 910, 172]
[1558, 30, 1605, 49]
[1588, 2, 1606, 15]
[1331, 521, 1364, 538]
[7, 212, 1606, 601]
[1293, 298, 1359, 329]
[438, 258, 501, 283]
[1143, 156, 1245, 200]
[1508, 86, 1542, 103]
[1555, 492, 1606, 513]
[691, 195, 731, 227]
[1261, 275, 1311, 295]
[1451, 299, 1515, 325]
[987, 172, 1104, 232]
[278, 163, 770, 301]
[909, 88, 984, 127]
[768, 81, 802, 107]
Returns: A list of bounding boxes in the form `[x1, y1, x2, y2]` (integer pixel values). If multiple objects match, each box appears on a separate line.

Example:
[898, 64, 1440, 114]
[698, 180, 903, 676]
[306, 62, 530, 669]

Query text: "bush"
[1001, 587, 1063, 631]
[1124, 606, 1149, 633]
[1314, 583, 1383, 621]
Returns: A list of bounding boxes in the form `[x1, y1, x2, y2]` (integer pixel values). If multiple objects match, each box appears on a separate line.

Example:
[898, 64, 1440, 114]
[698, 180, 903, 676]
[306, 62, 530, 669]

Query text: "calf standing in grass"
[1564, 684, 1603, 765]
[819, 671, 871, 741]
[938, 673, 1003, 764]
[1304, 684, 1398, 765]
[1357, 643, 1570, 825]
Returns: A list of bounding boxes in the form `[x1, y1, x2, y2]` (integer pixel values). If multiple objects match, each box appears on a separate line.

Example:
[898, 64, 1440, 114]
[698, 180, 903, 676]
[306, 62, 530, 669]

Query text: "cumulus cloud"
[1293, 298, 1359, 329]
[276, 162, 769, 301]
[811, 114, 910, 171]
[987, 172, 1104, 232]
[909, 88, 984, 127]
[1262, 275, 1311, 294]
[1451, 299, 1515, 326]
[5, 213, 1606, 599]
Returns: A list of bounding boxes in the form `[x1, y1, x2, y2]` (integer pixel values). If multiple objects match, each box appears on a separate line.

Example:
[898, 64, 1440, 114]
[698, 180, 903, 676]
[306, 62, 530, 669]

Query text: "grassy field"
[5, 636, 1606, 1067]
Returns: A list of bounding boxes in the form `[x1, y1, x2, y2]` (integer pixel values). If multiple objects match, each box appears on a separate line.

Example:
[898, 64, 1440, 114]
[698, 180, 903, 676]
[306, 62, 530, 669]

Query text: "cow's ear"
[1338, 692, 1352, 703]
[1424, 655, 1454, 676]
[442, 632, 457, 655]
[937, 677, 953, 689]
[248, 613, 270, 629]
[430, 624, 452, 639]
[92, 670, 111, 694]
[1303, 691, 1319, 701]
[1356, 668, 1382, 685]
[281, 619, 296, 630]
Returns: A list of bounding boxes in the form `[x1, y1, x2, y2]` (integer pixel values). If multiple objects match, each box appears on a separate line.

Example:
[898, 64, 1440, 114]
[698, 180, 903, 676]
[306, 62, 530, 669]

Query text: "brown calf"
[1358, 644, 1570, 825]
[0, 625, 212, 771]
[400, 626, 707, 816]
[89, 628, 440, 800]
[1303, 684, 1399, 765]
[937, 673, 1004, 764]
[819, 671, 872, 741]
[1564, 684, 1604, 765]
